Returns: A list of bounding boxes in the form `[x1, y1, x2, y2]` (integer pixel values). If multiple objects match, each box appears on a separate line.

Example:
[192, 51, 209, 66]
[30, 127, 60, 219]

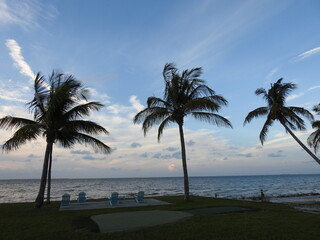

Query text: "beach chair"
[109, 192, 119, 205]
[61, 193, 71, 206]
[135, 191, 144, 203]
[77, 192, 86, 203]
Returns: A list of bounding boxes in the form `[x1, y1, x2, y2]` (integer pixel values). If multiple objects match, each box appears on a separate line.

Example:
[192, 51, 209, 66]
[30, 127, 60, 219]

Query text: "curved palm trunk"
[46, 151, 53, 204]
[178, 123, 190, 201]
[35, 141, 53, 208]
[281, 121, 320, 165]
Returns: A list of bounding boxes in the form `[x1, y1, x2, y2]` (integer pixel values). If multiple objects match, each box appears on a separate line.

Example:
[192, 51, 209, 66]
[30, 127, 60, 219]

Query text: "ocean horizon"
[1, 174, 320, 204]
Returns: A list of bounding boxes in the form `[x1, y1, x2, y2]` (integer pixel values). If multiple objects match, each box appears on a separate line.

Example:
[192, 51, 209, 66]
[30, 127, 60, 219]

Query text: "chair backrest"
[77, 192, 86, 203]
[109, 192, 119, 205]
[136, 191, 144, 202]
[61, 193, 71, 206]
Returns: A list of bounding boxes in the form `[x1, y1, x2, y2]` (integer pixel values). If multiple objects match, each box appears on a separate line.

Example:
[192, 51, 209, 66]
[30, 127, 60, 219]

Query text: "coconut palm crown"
[244, 78, 320, 165]
[307, 104, 320, 153]
[0, 71, 111, 208]
[134, 63, 232, 201]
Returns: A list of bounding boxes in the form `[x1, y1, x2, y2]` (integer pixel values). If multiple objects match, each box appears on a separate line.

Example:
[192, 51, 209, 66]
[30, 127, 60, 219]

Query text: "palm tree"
[244, 78, 320, 165]
[133, 63, 232, 201]
[307, 104, 320, 154]
[0, 71, 111, 208]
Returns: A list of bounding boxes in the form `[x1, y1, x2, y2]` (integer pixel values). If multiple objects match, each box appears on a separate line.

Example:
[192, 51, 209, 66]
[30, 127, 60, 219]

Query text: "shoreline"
[2, 193, 320, 205]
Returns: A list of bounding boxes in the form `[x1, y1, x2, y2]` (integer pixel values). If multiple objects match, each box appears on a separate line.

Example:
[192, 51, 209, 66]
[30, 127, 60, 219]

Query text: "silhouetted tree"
[134, 63, 232, 200]
[307, 104, 320, 154]
[0, 71, 111, 208]
[244, 78, 320, 165]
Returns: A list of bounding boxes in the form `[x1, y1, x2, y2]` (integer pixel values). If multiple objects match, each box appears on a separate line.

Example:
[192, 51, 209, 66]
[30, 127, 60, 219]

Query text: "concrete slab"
[91, 210, 192, 232]
[59, 198, 170, 211]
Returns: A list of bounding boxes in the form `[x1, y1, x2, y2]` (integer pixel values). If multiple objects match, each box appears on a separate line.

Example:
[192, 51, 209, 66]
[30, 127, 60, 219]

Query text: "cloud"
[27, 154, 39, 158]
[238, 153, 253, 158]
[140, 152, 149, 158]
[129, 95, 144, 112]
[153, 153, 162, 159]
[70, 150, 91, 155]
[87, 88, 111, 104]
[268, 150, 285, 158]
[172, 151, 181, 159]
[186, 140, 195, 146]
[6, 39, 35, 82]
[287, 85, 320, 101]
[0, 0, 58, 30]
[82, 155, 107, 161]
[297, 47, 320, 61]
[131, 142, 142, 148]
[265, 67, 279, 83]
[165, 147, 178, 152]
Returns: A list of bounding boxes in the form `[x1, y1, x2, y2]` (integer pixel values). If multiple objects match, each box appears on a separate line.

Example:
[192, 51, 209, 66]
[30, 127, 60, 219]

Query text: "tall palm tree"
[244, 78, 320, 165]
[0, 71, 111, 208]
[134, 63, 232, 201]
[307, 104, 320, 154]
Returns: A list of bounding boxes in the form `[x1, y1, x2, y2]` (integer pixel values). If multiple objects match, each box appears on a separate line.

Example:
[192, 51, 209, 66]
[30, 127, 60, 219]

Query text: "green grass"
[1, 196, 320, 240]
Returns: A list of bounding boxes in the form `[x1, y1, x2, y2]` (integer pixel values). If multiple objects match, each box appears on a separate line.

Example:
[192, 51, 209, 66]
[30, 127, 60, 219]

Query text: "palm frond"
[163, 63, 177, 82]
[308, 121, 320, 153]
[191, 112, 232, 128]
[157, 116, 173, 141]
[133, 107, 170, 124]
[259, 117, 274, 144]
[184, 97, 224, 113]
[2, 124, 43, 152]
[288, 106, 314, 122]
[0, 116, 37, 130]
[59, 132, 111, 154]
[312, 104, 320, 114]
[307, 130, 320, 153]
[62, 120, 109, 135]
[64, 102, 104, 120]
[280, 108, 307, 131]
[142, 111, 171, 136]
[243, 107, 269, 126]
[147, 97, 170, 108]
[28, 73, 50, 120]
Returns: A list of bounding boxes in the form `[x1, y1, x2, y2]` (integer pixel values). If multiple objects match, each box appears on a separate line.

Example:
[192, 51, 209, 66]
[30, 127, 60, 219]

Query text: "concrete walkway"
[90, 206, 254, 233]
[91, 210, 192, 232]
[59, 198, 170, 211]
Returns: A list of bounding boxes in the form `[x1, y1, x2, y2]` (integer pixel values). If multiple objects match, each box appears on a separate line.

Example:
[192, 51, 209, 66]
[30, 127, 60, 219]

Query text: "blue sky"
[0, 0, 320, 179]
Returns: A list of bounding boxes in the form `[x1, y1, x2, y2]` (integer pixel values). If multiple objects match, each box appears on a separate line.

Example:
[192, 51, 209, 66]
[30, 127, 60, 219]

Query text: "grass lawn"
[1, 196, 320, 240]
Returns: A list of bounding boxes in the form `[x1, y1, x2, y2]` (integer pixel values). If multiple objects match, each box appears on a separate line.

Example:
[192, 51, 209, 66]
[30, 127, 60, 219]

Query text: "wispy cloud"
[268, 150, 285, 158]
[131, 142, 142, 148]
[265, 67, 279, 83]
[296, 47, 320, 61]
[0, 0, 57, 30]
[287, 85, 320, 101]
[6, 39, 35, 82]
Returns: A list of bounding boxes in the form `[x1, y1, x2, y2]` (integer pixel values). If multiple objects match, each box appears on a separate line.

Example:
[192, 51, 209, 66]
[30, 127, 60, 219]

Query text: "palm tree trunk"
[281, 122, 320, 165]
[178, 123, 190, 201]
[35, 142, 53, 208]
[46, 150, 53, 204]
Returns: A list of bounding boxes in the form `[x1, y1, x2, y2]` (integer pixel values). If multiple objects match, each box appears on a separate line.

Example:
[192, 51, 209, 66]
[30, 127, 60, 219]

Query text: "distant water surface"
[0, 174, 320, 203]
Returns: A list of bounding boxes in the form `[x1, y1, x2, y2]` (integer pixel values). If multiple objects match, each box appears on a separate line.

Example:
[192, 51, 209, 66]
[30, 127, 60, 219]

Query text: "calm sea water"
[0, 174, 320, 203]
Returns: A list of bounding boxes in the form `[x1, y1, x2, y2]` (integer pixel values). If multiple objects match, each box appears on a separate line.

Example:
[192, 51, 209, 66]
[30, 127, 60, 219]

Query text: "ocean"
[1, 174, 320, 204]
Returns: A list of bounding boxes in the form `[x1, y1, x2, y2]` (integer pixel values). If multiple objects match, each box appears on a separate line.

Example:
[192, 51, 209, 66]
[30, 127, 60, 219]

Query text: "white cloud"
[265, 67, 279, 83]
[6, 39, 35, 82]
[87, 88, 111, 104]
[129, 95, 144, 112]
[0, 0, 57, 30]
[287, 85, 320, 101]
[297, 47, 320, 61]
